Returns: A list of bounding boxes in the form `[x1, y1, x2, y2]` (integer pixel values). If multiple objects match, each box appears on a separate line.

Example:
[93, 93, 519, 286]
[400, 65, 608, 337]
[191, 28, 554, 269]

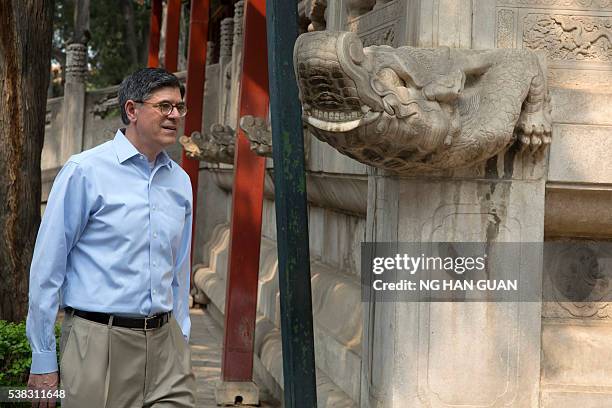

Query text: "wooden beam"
[164, 0, 182, 72]
[221, 0, 269, 382]
[147, 0, 163, 67]
[181, 0, 210, 275]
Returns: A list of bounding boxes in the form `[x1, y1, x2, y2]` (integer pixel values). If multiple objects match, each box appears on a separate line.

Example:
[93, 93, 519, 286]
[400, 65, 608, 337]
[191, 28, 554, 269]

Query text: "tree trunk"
[0, 0, 55, 322]
[122, 0, 139, 68]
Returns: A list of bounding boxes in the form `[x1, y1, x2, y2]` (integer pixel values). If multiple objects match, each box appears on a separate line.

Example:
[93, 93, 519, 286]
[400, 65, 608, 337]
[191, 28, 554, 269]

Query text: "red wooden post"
[221, 0, 269, 383]
[147, 0, 163, 67]
[164, 0, 182, 72]
[181, 0, 210, 275]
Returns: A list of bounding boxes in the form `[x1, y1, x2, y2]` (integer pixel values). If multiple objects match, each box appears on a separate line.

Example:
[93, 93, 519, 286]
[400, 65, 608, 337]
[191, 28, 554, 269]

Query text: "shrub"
[0, 320, 61, 386]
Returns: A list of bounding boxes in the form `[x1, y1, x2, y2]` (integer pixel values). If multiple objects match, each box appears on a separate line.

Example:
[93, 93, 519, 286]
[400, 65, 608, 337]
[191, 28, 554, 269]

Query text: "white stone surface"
[551, 89, 612, 126]
[548, 124, 612, 184]
[362, 176, 545, 407]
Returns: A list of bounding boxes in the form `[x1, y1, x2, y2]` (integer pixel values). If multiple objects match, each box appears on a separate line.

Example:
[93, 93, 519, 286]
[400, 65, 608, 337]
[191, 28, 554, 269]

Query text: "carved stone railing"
[294, 30, 553, 174]
[346, 0, 394, 19]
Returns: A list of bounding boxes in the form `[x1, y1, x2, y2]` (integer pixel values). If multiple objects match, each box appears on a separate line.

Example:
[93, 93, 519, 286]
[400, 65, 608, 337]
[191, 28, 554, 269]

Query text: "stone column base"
[215, 381, 259, 406]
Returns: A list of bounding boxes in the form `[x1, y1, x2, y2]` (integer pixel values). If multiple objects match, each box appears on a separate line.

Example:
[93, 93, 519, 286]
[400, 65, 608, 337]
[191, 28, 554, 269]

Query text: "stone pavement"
[189, 307, 280, 407]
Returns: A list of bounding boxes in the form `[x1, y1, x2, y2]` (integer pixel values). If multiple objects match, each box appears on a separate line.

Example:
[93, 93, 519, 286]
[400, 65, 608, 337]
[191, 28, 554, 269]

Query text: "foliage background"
[0, 321, 60, 386]
[51, 0, 153, 95]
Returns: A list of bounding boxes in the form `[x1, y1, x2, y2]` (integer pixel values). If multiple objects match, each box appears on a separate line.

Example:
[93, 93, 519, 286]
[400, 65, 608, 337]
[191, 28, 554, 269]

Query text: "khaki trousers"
[59, 311, 195, 408]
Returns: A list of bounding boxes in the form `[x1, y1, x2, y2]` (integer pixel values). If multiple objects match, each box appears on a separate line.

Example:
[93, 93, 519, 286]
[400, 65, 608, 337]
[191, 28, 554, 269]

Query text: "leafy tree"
[51, 0, 152, 95]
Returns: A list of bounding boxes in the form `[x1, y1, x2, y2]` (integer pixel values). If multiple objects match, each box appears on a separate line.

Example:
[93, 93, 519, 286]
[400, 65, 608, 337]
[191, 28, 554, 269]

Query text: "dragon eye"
[349, 39, 365, 64]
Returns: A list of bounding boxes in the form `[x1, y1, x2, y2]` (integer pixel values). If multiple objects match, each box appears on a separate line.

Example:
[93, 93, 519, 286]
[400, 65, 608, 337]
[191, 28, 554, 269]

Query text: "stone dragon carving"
[240, 116, 273, 157]
[294, 31, 553, 173]
[179, 124, 236, 164]
[179, 118, 277, 162]
[298, 0, 327, 32]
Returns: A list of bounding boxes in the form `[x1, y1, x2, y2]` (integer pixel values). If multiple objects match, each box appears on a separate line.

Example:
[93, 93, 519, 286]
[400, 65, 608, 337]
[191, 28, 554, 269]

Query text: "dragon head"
[294, 31, 464, 168]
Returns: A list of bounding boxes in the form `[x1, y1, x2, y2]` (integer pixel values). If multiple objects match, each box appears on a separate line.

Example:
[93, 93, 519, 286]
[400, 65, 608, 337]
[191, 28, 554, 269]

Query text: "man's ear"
[125, 100, 138, 123]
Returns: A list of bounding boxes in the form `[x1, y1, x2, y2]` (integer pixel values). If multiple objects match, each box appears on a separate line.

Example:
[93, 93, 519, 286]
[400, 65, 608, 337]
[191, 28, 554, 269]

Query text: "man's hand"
[27, 372, 59, 408]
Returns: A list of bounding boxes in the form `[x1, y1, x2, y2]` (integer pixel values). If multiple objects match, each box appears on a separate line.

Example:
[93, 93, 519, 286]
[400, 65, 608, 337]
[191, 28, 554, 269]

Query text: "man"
[26, 68, 196, 408]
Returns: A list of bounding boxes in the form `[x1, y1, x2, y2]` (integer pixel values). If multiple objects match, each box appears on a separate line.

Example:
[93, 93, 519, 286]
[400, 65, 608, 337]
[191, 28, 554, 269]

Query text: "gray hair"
[118, 68, 185, 125]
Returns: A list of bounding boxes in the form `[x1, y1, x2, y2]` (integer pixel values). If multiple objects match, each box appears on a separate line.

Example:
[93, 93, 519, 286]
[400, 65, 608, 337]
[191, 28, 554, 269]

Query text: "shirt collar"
[113, 129, 173, 169]
[157, 150, 173, 169]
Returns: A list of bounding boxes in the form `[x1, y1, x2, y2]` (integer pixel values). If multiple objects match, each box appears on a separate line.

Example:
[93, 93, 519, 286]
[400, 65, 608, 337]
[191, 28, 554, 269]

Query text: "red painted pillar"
[181, 1, 210, 276]
[147, 0, 163, 67]
[222, 0, 269, 381]
[164, 0, 182, 72]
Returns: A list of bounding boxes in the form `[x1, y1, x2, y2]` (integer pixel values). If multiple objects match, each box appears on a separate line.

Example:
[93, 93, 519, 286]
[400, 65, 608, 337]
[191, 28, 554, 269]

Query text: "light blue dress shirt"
[26, 129, 193, 374]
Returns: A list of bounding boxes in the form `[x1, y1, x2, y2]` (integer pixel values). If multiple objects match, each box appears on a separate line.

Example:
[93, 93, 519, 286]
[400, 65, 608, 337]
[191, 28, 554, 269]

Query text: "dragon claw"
[517, 108, 552, 154]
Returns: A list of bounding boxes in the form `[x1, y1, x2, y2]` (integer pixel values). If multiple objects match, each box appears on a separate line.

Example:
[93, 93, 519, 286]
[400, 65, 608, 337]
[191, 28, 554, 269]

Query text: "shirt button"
[152, 261, 157, 267]
[140, 155, 145, 160]
[153, 232, 158, 239]
[153, 289, 157, 294]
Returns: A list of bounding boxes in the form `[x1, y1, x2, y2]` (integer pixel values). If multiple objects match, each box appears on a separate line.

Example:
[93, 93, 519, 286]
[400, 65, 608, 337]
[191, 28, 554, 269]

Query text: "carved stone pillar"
[228, 0, 244, 127]
[219, 17, 234, 125]
[220, 17, 234, 60]
[61, 0, 89, 163]
[202, 41, 220, 133]
[294, 28, 552, 407]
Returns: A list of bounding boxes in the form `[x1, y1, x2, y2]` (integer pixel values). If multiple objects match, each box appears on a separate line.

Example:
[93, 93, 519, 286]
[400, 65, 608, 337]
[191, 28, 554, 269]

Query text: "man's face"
[134, 86, 183, 150]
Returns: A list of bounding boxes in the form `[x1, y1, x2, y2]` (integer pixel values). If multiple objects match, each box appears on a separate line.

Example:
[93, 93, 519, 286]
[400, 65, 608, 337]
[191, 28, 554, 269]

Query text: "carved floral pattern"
[496, 9, 515, 48]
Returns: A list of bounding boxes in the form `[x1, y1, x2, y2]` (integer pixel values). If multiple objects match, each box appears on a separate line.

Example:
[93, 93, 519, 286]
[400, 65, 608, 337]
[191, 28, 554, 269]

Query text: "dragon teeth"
[307, 108, 362, 122]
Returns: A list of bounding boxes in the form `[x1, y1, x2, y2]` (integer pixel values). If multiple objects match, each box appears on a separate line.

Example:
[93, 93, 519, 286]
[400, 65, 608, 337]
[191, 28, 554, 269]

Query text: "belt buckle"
[144, 316, 157, 331]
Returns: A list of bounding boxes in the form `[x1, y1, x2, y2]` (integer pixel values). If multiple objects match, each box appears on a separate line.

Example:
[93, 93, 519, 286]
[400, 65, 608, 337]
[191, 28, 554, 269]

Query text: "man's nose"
[167, 108, 181, 119]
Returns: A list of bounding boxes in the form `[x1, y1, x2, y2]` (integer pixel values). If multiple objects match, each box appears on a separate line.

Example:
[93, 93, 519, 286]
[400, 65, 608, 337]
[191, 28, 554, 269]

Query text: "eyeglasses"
[134, 100, 188, 117]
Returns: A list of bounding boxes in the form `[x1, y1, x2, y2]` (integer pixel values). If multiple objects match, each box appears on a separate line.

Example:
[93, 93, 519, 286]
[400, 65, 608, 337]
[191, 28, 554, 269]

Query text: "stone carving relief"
[346, 0, 376, 19]
[233, 0, 245, 50]
[179, 125, 236, 164]
[545, 242, 612, 319]
[497, 0, 612, 11]
[240, 116, 273, 157]
[361, 27, 395, 47]
[523, 14, 612, 62]
[346, 0, 402, 47]
[228, 0, 245, 127]
[299, 0, 327, 32]
[65, 43, 88, 83]
[220, 18, 234, 59]
[182, 116, 309, 160]
[496, 9, 515, 48]
[294, 31, 552, 173]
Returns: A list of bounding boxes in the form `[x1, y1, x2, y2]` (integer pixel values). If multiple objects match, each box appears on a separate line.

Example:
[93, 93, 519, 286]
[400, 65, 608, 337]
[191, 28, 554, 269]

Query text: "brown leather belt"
[66, 307, 172, 330]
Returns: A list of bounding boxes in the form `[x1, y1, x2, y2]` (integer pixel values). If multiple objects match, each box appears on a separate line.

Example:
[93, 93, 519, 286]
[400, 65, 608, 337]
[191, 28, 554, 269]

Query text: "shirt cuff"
[30, 351, 58, 374]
